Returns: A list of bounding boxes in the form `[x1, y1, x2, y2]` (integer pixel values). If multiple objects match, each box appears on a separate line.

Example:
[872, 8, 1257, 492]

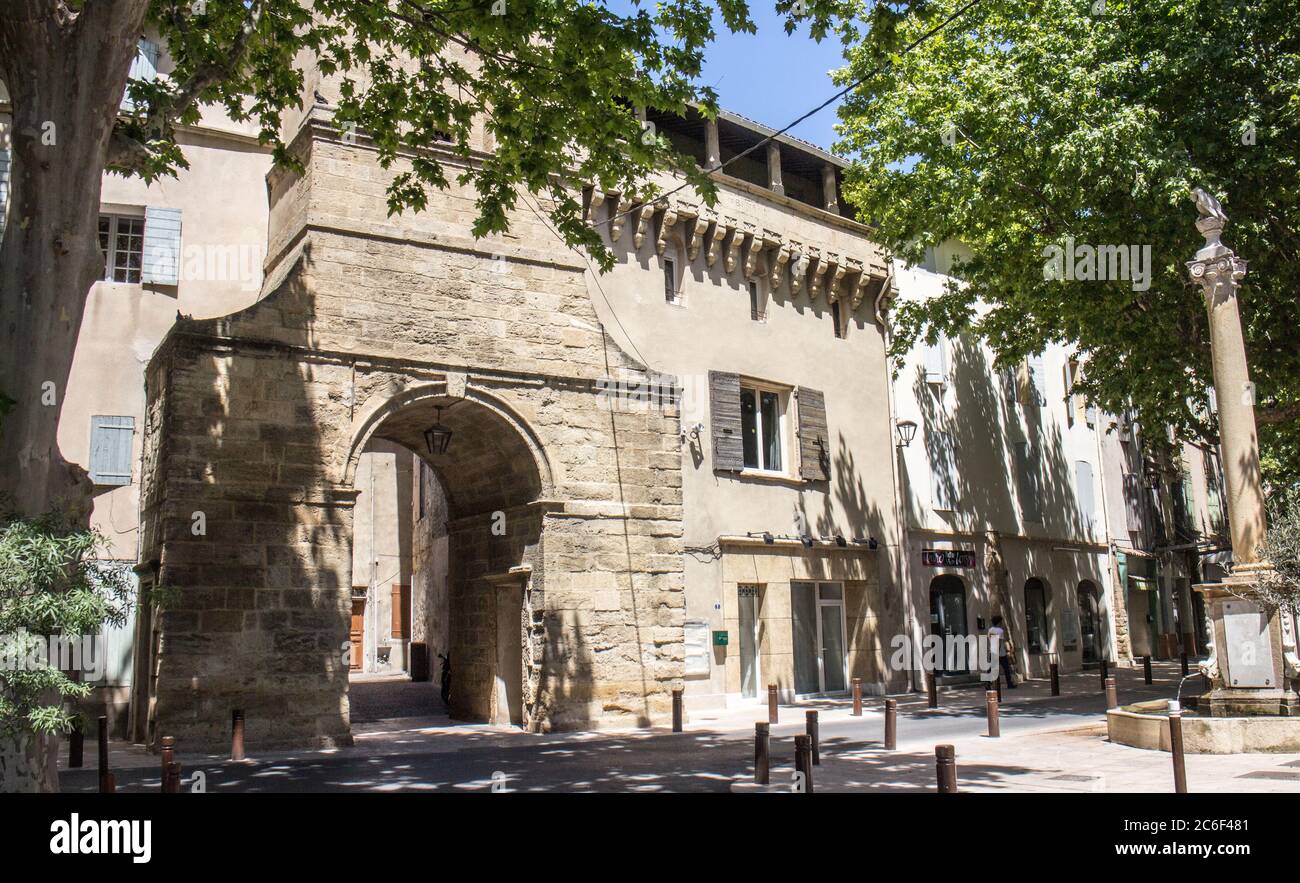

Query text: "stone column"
[767, 142, 783, 195]
[1185, 187, 1299, 715]
[822, 164, 839, 213]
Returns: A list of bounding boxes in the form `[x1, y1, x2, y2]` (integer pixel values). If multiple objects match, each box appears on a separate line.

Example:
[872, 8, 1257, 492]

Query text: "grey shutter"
[709, 371, 744, 472]
[1002, 366, 1017, 407]
[1029, 353, 1047, 405]
[1122, 473, 1143, 532]
[89, 415, 135, 486]
[0, 144, 9, 235]
[923, 335, 947, 384]
[142, 206, 182, 284]
[1075, 460, 1095, 528]
[929, 430, 956, 510]
[122, 38, 159, 111]
[796, 386, 829, 481]
[1085, 403, 1097, 428]
[1015, 441, 1041, 522]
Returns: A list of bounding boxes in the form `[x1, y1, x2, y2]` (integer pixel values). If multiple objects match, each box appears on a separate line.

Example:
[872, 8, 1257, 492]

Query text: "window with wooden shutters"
[796, 386, 829, 481]
[390, 584, 411, 639]
[709, 370, 744, 472]
[89, 416, 135, 486]
[1015, 441, 1041, 522]
[929, 430, 956, 510]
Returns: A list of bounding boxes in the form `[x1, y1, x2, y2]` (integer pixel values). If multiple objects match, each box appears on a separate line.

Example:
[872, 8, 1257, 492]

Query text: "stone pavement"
[57, 661, 1300, 793]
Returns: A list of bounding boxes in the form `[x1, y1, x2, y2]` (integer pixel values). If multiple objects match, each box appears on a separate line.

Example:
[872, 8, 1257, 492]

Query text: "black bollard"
[754, 722, 770, 785]
[806, 710, 820, 766]
[935, 744, 957, 793]
[884, 698, 897, 751]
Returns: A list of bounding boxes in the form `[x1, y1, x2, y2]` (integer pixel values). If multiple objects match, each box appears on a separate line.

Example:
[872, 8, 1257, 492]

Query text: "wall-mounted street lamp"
[895, 419, 917, 448]
[423, 405, 454, 455]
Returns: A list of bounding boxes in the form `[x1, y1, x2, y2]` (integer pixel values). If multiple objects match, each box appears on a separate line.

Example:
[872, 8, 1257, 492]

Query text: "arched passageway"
[346, 391, 548, 729]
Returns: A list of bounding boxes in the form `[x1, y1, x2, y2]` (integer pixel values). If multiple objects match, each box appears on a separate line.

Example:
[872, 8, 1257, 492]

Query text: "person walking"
[989, 615, 1017, 689]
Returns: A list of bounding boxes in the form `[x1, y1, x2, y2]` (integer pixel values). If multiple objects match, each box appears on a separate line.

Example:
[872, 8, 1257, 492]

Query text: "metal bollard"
[163, 762, 182, 794]
[97, 715, 110, 793]
[1050, 662, 1060, 697]
[1168, 701, 1188, 794]
[101, 772, 116, 794]
[884, 698, 897, 750]
[671, 688, 683, 733]
[231, 709, 245, 762]
[806, 710, 820, 766]
[754, 722, 770, 785]
[926, 671, 938, 708]
[767, 684, 779, 725]
[1181, 652, 1189, 677]
[1099, 658, 1109, 691]
[993, 675, 1002, 703]
[852, 677, 863, 716]
[1143, 655, 1153, 684]
[794, 734, 814, 793]
[985, 690, 1001, 738]
[1105, 676, 1119, 710]
[68, 720, 84, 769]
[160, 735, 175, 781]
[935, 744, 957, 793]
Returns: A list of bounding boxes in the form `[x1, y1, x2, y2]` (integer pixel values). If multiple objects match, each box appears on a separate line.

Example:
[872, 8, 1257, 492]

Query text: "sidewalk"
[57, 660, 1300, 793]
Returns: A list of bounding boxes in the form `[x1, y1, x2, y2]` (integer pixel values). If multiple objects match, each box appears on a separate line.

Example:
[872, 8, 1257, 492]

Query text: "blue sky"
[698, 7, 849, 153]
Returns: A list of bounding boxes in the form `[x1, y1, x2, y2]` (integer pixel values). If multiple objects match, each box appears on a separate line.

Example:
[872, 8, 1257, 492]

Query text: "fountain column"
[1186, 188, 1299, 716]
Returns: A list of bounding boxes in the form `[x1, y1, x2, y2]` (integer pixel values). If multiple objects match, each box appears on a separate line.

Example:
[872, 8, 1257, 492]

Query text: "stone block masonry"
[135, 126, 685, 750]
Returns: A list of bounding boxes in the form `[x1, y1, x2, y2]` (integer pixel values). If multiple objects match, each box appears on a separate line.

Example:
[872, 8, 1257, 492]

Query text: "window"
[749, 280, 765, 321]
[98, 214, 144, 282]
[89, 415, 135, 486]
[663, 256, 678, 303]
[1024, 579, 1050, 654]
[740, 383, 784, 472]
[121, 38, 160, 112]
[831, 301, 844, 338]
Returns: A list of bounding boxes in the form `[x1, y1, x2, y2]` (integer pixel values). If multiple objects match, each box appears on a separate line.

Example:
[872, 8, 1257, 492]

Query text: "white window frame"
[98, 212, 145, 283]
[739, 379, 789, 476]
[793, 580, 849, 696]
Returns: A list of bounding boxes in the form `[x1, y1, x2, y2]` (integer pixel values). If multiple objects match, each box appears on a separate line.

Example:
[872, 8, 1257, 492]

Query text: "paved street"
[58, 662, 1300, 793]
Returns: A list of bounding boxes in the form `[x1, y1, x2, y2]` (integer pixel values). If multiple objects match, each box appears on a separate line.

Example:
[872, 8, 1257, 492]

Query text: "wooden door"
[350, 599, 365, 671]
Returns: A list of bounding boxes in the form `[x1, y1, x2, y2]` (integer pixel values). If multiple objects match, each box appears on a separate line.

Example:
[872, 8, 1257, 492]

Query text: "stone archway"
[346, 388, 550, 730]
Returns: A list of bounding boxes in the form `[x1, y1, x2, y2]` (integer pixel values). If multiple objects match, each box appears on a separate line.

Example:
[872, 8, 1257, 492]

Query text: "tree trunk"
[0, 0, 150, 793]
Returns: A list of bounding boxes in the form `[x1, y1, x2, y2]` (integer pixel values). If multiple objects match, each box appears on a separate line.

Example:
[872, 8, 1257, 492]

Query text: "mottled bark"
[0, 0, 150, 793]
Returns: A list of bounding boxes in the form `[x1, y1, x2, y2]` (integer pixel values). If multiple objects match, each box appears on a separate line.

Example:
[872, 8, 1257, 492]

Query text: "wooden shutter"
[709, 370, 744, 472]
[1029, 353, 1047, 405]
[1075, 460, 1095, 527]
[1122, 473, 1143, 532]
[89, 415, 135, 486]
[0, 144, 9, 236]
[1015, 441, 1041, 522]
[924, 335, 947, 384]
[142, 206, 182, 285]
[796, 386, 830, 481]
[930, 430, 956, 510]
[122, 38, 159, 111]
[391, 583, 411, 639]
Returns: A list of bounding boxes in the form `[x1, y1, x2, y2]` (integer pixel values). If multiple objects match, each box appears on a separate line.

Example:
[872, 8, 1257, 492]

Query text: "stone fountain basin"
[1107, 699, 1300, 753]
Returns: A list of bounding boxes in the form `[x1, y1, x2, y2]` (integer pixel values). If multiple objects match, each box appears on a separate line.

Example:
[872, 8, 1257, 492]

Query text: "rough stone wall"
[137, 127, 685, 748]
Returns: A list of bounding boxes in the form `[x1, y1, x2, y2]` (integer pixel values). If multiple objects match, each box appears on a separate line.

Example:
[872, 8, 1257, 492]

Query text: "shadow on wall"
[899, 334, 1100, 665]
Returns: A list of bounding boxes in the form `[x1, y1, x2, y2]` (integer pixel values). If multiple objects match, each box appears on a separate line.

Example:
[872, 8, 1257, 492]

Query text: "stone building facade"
[135, 111, 686, 748]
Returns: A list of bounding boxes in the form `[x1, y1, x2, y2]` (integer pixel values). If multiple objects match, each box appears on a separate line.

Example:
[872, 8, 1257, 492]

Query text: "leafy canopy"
[834, 0, 1300, 483]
